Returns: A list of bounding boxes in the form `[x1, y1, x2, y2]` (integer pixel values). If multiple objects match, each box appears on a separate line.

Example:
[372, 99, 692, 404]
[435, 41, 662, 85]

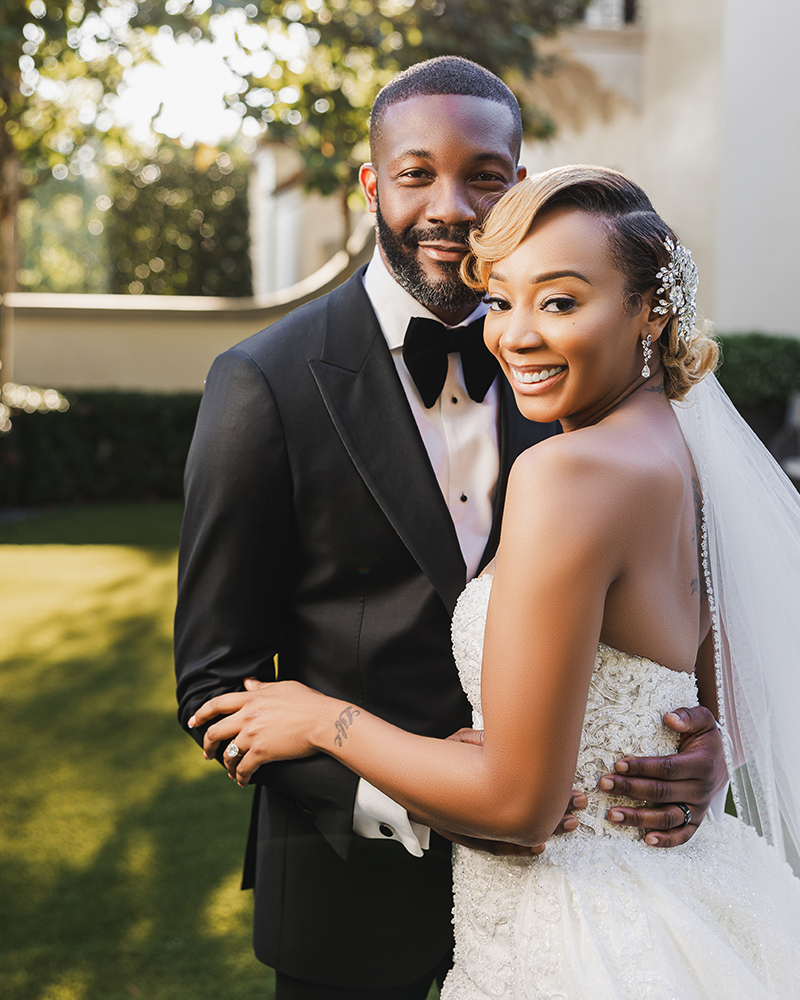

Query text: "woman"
[191, 166, 800, 996]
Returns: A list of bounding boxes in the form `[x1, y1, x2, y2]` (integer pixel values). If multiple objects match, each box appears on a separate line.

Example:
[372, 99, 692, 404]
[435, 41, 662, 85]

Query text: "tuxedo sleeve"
[174, 348, 357, 857]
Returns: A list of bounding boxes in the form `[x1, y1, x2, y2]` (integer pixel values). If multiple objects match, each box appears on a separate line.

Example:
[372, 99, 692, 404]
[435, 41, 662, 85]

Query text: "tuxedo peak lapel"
[310, 270, 467, 613]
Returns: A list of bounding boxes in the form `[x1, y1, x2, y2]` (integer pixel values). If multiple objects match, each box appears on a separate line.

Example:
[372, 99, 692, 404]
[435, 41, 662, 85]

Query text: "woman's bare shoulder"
[509, 421, 682, 513]
[496, 432, 635, 597]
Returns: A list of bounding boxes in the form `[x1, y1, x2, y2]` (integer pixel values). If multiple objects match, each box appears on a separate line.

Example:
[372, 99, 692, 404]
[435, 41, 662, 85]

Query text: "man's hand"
[442, 728, 588, 855]
[599, 706, 728, 848]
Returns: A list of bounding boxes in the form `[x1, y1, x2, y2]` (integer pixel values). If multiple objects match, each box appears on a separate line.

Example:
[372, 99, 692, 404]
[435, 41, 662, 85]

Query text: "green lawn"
[0, 503, 440, 1000]
[0, 504, 273, 1000]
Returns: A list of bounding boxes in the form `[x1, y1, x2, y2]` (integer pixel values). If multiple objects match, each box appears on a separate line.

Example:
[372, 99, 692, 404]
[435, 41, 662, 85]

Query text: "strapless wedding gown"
[441, 575, 800, 999]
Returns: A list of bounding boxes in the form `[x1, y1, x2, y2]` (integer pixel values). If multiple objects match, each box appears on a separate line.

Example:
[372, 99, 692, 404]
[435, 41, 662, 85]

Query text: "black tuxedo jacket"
[174, 266, 557, 988]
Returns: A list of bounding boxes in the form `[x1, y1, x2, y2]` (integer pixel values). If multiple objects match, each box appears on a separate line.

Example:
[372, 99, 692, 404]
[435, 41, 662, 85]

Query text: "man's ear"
[515, 165, 527, 183]
[359, 163, 378, 213]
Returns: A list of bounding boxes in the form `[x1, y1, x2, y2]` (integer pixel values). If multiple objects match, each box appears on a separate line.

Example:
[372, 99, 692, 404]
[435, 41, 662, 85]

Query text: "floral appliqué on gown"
[441, 575, 800, 999]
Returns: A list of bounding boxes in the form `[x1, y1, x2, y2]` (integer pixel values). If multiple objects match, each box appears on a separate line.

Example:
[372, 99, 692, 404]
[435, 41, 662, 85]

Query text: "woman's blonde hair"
[461, 165, 718, 401]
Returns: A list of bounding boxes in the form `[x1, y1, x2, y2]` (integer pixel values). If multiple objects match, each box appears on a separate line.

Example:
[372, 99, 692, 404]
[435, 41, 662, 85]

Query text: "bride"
[190, 165, 800, 997]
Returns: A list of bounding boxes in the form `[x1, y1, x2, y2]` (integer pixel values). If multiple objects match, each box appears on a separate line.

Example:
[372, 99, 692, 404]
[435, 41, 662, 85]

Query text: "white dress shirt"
[352, 247, 500, 856]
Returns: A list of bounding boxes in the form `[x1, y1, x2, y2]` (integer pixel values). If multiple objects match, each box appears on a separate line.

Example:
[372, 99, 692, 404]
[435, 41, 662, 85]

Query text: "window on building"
[583, 0, 637, 28]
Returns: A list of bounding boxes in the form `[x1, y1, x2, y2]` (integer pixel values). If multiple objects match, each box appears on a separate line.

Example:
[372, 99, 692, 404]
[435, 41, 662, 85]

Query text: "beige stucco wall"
[713, 0, 800, 334]
[519, 0, 725, 327]
[12, 304, 265, 394]
[8, 220, 375, 392]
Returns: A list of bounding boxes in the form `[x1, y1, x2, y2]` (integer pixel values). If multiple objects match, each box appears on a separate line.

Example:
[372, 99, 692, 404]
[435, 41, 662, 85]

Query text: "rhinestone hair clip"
[653, 236, 699, 345]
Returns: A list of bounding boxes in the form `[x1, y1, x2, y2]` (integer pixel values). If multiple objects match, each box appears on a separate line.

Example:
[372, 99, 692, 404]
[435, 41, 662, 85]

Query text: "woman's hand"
[188, 677, 332, 786]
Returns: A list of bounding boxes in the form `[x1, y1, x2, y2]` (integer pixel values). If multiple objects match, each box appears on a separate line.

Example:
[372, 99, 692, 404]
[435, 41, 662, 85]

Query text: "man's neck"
[377, 245, 480, 326]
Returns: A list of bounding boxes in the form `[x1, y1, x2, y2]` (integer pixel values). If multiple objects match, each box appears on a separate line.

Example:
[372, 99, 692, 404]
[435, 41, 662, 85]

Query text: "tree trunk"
[0, 148, 20, 383]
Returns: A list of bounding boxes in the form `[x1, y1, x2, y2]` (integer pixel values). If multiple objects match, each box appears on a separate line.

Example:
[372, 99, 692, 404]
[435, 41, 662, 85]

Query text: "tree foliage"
[17, 170, 111, 292]
[0, 0, 218, 373]
[0, 1, 214, 187]
[17, 138, 252, 296]
[106, 140, 251, 296]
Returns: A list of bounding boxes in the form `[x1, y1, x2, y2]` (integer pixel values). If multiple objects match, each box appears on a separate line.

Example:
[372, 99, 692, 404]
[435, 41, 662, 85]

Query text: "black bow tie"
[401, 315, 499, 409]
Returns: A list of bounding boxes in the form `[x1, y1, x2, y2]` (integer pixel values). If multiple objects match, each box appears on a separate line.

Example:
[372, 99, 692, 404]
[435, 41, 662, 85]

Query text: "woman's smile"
[509, 364, 567, 391]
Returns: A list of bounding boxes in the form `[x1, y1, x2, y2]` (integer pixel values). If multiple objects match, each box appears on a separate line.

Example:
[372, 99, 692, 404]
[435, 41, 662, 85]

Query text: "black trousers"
[274, 949, 453, 1000]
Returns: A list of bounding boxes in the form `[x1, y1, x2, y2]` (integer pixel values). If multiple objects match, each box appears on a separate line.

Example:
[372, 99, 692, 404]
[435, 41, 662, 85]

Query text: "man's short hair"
[369, 56, 523, 162]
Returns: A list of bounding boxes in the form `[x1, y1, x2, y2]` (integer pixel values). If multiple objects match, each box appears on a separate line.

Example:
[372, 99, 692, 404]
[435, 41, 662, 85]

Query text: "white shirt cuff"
[353, 779, 430, 857]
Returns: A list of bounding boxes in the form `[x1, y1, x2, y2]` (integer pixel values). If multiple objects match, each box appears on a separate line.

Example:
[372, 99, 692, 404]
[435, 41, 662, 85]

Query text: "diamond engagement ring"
[227, 742, 241, 759]
[675, 803, 692, 828]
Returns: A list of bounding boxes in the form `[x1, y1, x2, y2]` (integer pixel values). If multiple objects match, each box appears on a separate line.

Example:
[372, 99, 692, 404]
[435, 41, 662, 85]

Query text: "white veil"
[672, 374, 800, 874]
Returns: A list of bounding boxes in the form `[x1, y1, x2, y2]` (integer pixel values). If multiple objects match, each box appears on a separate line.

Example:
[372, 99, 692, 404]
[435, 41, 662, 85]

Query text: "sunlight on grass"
[203, 869, 255, 941]
[2, 544, 193, 877]
[36, 968, 93, 1000]
[0, 505, 272, 1000]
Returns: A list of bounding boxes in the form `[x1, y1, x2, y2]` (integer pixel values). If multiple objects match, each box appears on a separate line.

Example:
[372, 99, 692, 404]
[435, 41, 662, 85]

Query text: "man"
[175, 57, 726, 1000]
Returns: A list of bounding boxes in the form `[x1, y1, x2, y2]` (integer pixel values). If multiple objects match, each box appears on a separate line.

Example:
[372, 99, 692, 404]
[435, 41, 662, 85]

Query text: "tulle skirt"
[442, 815, 800, 999]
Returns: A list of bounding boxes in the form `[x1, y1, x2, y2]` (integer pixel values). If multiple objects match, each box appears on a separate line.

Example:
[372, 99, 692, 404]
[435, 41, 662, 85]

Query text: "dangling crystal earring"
[641, 334, 652, 378]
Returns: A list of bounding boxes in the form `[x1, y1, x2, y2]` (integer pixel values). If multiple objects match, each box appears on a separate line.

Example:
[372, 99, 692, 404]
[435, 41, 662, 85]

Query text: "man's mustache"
[400, 224, 472, 250]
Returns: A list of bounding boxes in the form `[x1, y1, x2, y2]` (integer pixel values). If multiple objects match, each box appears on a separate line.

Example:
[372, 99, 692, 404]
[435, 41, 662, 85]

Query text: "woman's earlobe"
[643, 292, 672, 342]
[644, 315, 670, 344]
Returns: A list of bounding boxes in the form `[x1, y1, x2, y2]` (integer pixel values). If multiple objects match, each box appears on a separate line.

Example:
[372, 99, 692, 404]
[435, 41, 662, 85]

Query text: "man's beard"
[375, 201, 482, 315]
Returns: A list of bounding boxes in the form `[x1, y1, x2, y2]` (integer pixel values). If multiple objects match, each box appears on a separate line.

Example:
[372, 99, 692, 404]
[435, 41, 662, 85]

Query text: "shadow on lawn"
[6, 772, 271, 1000]
[0, 502, 184, 548]
[3, 599, 272, 999]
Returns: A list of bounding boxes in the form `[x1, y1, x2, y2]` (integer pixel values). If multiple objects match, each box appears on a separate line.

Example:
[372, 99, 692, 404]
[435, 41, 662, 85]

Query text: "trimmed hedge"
[0, 391, 201, 508]
[716, 333, 800, 445]
[716, 332, 800, 405]
[0, 333, 798, 508]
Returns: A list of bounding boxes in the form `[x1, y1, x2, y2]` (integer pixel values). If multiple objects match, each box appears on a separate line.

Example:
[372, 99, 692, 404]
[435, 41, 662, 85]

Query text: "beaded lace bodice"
[451, 574, 697, 837]
[442, 575, 800, 1000]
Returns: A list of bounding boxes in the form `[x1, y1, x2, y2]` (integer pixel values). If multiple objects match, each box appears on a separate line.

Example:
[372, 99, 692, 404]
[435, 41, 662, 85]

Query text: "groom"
[175, 57, 727, 999]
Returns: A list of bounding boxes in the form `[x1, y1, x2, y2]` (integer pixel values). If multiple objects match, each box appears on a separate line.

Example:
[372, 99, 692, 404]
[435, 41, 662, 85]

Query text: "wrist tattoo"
[333, 705, 360, 747]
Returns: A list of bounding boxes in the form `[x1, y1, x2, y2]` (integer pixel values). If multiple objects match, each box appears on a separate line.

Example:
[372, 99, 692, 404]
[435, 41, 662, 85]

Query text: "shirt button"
[379, 824, 394, 837]
[451, 395, 458, 404]
[460, 494, 468, 503]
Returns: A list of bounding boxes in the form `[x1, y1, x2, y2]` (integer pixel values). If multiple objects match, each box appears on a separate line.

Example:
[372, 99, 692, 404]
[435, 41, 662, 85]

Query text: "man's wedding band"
[675, 803, 692, 828]
[227, 742, 241, 759]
